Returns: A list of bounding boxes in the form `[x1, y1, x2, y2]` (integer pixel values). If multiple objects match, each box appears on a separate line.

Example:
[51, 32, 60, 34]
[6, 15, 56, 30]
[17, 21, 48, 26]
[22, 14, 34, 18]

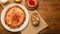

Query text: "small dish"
[31, 11, 40, 26]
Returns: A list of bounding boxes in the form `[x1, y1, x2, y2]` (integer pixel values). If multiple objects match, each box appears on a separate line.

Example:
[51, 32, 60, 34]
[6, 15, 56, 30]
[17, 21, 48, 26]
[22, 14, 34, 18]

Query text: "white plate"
[1, 3, 29, 32]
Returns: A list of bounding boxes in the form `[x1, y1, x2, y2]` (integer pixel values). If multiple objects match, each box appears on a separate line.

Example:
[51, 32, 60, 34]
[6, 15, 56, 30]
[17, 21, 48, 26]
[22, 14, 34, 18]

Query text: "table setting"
[0, 0, 48, 34]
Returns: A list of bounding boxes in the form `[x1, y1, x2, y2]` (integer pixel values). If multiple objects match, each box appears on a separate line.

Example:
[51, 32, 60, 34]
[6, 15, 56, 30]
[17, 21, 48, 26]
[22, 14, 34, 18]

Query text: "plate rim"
[1, 3, 29, 32]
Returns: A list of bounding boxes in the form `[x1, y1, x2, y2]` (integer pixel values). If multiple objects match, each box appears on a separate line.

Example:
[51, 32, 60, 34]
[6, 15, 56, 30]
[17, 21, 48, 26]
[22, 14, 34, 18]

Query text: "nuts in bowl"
[31, 11, 40, 26]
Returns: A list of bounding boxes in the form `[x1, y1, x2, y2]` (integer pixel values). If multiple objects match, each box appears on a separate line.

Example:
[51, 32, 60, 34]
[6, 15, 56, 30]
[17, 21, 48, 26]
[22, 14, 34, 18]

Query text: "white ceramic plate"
[1, 3, 29, 32]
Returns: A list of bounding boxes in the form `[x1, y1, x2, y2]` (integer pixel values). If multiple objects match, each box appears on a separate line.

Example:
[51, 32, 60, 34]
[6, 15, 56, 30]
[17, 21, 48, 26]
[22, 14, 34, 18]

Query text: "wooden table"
[0, 0, 60, 34]
[38, 0, 60, 34]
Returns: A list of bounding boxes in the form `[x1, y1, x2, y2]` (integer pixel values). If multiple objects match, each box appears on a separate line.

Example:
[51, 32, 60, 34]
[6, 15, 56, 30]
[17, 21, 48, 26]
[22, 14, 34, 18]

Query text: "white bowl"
[1, 3, 29, 32]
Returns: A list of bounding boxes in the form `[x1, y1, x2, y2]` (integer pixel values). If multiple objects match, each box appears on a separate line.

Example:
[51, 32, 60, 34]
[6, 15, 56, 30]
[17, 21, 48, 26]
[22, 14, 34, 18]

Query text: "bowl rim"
[1, 3, 29, 32]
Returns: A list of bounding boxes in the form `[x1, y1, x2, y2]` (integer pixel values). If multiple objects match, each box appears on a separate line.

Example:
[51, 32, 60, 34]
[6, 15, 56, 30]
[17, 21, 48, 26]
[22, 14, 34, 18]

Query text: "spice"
[29, 0, 35, 6]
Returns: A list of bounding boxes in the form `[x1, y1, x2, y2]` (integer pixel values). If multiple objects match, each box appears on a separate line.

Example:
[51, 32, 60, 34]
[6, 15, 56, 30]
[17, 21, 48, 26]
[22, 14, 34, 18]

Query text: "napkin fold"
[21, 11, 48, 34]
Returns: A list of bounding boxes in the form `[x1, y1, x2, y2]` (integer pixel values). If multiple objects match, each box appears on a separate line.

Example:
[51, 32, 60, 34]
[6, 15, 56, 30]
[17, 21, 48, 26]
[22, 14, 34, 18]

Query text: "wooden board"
[20, 11, 48, 34]
[0, 0, 48, 34]
[1, 0, 60, 34]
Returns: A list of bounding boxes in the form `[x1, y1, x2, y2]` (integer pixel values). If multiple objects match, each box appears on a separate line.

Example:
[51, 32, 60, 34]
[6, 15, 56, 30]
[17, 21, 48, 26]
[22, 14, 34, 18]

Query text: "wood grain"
[0, 0, 60, 34]
[37, 0, 60, 34]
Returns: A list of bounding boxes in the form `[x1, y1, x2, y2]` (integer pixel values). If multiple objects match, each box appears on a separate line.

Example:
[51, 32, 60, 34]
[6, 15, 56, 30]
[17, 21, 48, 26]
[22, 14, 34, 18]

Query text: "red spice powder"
[29, 0, 35, 6]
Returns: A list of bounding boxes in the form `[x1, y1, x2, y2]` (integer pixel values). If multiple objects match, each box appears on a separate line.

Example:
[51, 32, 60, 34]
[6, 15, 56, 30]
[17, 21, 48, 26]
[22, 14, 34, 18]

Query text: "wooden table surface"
[0, 0, 60, 34]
